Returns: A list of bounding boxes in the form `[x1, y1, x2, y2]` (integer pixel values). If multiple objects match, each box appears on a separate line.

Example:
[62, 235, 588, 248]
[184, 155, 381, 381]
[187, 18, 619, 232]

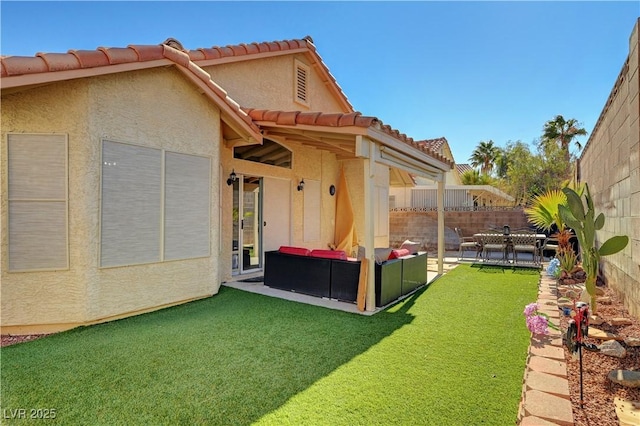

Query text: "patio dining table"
[473, 232, 547, 265]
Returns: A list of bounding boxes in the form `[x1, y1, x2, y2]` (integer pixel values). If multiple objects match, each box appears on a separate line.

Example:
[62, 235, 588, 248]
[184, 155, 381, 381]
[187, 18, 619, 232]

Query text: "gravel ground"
[1, 333, 50, 347]
[560, 285, 640, 426]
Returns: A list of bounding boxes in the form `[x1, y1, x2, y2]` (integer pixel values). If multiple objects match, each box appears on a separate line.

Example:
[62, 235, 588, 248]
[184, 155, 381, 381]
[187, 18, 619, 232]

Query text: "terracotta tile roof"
[1, 36, 449, 168]
[243, 108, 453, 168]
[416, 137, 448, 152]
[1, 36, 353, 112]
[1, 38, 261, 141]
[456, 163, 474, 174]
[187, 36, 352, 112]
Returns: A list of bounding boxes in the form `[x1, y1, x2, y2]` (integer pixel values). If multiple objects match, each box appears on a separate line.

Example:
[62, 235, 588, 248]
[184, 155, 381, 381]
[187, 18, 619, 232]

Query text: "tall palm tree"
[469, 140, 499, 175]
[541, 115, 587, 162]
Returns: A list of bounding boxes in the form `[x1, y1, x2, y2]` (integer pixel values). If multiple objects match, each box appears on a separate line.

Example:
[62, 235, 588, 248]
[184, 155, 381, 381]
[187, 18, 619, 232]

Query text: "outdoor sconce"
[297, 179, 305, 191]
[226, 169, 237, 186]
[503, 225, 511, 236]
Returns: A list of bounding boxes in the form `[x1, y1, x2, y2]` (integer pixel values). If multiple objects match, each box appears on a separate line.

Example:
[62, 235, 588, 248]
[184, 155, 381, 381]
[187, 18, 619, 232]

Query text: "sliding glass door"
[231, 175, 262, 274]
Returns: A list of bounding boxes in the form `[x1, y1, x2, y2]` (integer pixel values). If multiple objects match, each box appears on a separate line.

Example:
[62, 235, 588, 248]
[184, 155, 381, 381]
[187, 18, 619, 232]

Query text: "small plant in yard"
[557, 249, 578, 277]
[523, 302, 559, 335]
[559, 183, 629, 314]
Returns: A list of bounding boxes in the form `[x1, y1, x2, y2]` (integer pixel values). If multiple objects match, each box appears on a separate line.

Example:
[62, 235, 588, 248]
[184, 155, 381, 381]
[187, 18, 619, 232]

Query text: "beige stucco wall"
[219, 140, 343, 281]
[1, 67, 222, 332]
[579, 19, 640, 319]
[201, 54, 348, 113]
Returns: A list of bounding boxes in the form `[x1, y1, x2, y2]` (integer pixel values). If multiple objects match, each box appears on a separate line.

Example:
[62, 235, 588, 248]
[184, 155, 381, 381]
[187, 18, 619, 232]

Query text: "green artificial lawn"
[1, 264, 539, 425]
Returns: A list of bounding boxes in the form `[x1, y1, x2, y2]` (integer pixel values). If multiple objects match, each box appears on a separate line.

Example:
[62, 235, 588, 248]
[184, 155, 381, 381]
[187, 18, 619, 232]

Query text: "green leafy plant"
[559, 183, 629, 313]
[524, 189, 576, 257]
[557, 249, 577, 276]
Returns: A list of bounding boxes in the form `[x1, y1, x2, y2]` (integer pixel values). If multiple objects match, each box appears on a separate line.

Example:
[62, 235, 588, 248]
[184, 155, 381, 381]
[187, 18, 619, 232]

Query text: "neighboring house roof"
[417, 137, 447, 153]
[456, 163, 474, 174]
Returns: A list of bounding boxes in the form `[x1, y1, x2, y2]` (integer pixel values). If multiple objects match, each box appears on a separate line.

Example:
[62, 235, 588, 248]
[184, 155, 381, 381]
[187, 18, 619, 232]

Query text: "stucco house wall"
[1, 67, 222, 332]
[579, 18, 640, 318]
[219, 141, 343, 281]
[201, 54, 347, 113]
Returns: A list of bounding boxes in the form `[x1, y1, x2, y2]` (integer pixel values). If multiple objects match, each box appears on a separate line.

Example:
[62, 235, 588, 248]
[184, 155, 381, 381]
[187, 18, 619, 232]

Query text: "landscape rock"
[589, 315, 605, 325]
[611, 317, 633, 326]
[599, 340, 626, 358]
[608, 370, 640, 388]
[588, 327, 622, 341]
[624, 337, 640, 347]
[614, 397, 640, 426]
[594, 286, 605, 296]
[597, 296, 612, 305]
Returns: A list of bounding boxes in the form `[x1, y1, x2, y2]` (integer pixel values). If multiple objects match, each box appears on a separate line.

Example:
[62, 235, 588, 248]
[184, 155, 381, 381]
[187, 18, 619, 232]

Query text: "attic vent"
[294, 60, 310, 107]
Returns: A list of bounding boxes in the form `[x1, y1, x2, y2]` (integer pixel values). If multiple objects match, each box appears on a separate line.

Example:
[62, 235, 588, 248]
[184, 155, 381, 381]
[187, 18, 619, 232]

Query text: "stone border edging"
[518, 273, 575, 425]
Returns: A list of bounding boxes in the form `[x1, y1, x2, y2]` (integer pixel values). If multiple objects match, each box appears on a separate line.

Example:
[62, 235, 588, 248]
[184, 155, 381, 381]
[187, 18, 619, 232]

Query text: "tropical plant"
[469, 140, 499, 175]
[460, 169, 493, 185]
[557, 249, 577, 276]
[524, 189, 574, 258]
[559, 184, 629, 313]
[524, 189, 566, 233]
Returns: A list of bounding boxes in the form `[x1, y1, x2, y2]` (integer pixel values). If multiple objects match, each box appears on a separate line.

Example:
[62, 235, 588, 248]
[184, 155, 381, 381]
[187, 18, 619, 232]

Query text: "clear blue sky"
[2, 1, 638, 163]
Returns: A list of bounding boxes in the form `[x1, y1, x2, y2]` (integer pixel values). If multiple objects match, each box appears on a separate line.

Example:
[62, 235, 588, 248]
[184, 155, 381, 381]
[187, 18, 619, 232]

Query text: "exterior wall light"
[226, 169, 237, 186]
[297, 179, 305, 191]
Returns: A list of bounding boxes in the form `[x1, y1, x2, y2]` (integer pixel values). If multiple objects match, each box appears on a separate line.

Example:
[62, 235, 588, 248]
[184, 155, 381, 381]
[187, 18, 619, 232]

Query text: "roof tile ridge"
[1, 55, 48, 77]
[97, 46, 139, 65]
[161, 44, 190, 68]
[35, 51, 81, 72]
[158, 42, 258, 134]
[68, 49, 110, 69]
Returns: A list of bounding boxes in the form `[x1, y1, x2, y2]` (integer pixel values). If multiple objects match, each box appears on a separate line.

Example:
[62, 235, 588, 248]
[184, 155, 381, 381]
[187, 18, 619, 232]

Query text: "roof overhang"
[250, 120, 451, 181]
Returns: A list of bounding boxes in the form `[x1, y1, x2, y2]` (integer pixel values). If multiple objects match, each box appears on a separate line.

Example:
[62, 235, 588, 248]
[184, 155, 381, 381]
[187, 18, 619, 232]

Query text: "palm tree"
[460, 169, 492, 185]
[469, 140, 499, 175]
[541, 115, 587, 162]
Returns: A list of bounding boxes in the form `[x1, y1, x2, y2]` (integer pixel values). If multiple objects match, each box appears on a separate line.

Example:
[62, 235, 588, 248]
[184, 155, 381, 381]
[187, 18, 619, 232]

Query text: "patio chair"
[480, 231, 507, 263]
[540, 236, 559, 261]
[511, 231, 538, 265]
[455, 227, 481, 260]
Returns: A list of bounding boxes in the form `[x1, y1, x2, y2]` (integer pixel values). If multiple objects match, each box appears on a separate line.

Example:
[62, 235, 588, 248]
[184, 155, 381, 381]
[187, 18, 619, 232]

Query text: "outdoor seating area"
[465, 229, 546, 268]
[264, 246, 428, 306]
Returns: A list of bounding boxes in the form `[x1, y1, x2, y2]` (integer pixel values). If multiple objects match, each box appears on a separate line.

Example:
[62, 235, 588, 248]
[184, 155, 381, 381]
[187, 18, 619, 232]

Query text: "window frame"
[7, 133, 70, 272]
[99, 139, 212, 269]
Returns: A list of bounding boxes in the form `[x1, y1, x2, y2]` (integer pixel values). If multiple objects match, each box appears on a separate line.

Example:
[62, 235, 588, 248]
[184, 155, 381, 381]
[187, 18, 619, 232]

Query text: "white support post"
[437, 177, 445, 275]
[363, 139, 377, 311]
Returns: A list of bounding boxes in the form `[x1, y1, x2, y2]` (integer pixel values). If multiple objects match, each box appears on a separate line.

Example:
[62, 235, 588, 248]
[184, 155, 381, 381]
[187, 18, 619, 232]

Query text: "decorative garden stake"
[558, 184, 629, 314]
[564, 301, 600, 408]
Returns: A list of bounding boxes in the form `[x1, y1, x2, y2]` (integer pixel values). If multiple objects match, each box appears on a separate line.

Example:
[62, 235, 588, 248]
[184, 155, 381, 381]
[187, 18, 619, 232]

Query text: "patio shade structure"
[243, 108, 453, 311]
[334, 167, 358, 253]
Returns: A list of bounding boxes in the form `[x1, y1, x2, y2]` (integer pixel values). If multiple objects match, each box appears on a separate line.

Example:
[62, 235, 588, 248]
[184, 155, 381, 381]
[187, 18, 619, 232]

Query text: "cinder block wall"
[389, 209, 530, 251]
[579, 19, 640, 319]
